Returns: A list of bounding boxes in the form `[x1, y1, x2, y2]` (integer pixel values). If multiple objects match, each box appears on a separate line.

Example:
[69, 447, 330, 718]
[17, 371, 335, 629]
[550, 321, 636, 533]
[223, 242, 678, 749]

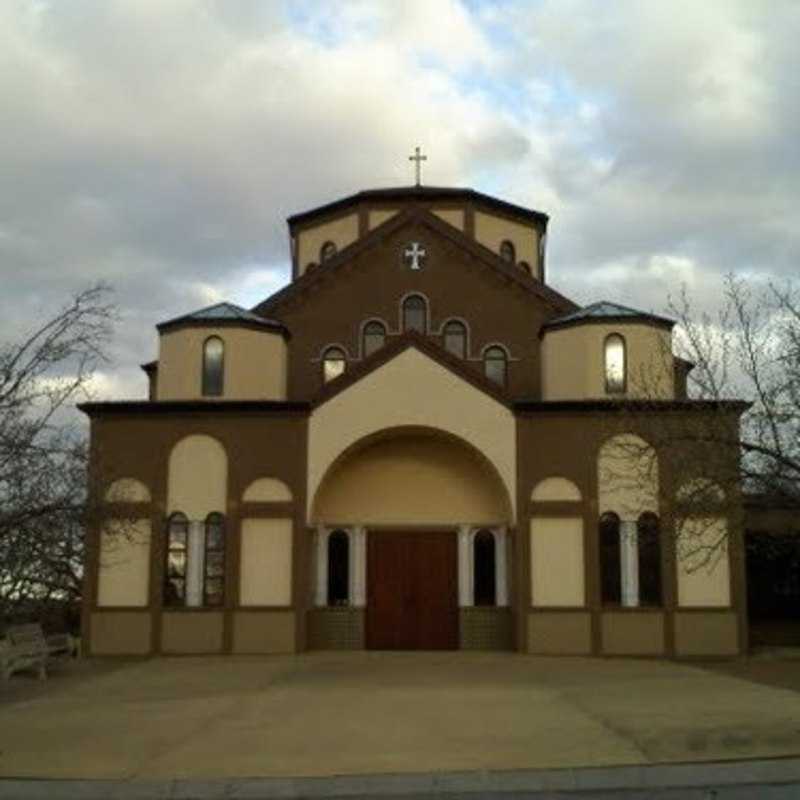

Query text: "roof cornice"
[287, 186, 549, 229]
[78, 400, 310, 417]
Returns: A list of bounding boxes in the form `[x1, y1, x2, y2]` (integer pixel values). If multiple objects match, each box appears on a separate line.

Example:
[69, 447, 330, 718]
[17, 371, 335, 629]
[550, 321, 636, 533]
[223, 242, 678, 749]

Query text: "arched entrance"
[311, 427, 512, 650]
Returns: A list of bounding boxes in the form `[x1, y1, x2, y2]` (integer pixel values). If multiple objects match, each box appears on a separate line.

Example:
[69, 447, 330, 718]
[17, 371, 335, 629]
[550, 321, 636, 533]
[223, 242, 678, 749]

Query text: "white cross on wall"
[403, 242, 427, 270]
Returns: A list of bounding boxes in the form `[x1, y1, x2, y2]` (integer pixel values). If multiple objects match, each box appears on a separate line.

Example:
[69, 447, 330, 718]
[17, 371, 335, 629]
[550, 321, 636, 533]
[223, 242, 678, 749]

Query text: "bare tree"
[0, 285, 115, 626]
[598, 274, 800, 571]
[671, 274, 800, 501]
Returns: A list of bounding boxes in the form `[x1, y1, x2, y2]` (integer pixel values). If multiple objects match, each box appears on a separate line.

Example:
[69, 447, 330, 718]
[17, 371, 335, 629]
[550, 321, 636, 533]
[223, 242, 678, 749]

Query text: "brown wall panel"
[601, 612, 665, 656]
[232, 611, 296, 653]
[90, 612, 151, 655]
[161, 612, 224, 654]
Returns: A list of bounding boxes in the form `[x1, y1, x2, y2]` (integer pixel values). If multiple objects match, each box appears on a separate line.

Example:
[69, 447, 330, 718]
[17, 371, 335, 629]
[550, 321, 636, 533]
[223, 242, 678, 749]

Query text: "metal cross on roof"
[408, 146, 427, 186]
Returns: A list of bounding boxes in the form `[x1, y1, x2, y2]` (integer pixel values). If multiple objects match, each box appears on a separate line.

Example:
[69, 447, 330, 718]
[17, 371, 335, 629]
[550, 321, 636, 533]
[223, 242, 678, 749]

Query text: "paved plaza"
[1, 652, 800, 781]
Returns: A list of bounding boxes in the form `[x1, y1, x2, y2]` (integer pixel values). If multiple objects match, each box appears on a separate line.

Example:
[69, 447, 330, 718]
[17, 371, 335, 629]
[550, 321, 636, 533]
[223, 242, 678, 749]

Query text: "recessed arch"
[105, 477, 151, 503]
[312, 426, 512, 526]
[531, 477, 582, 502]
[242, 477, 293, 502]
[597, 433, 659, 518]
[167, 434, 228, 518]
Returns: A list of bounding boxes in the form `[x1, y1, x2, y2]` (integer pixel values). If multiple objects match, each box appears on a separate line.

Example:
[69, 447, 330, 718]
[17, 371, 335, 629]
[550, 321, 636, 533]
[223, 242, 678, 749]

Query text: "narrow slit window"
[637, 512, 662, 606]
[599, 512, 622, 605]
[473, 529, 497, 606]
[164, 512, 188, 607]
[322, 347, 346, 383]
[443, 320, 467, 358]
[327, 530, 350, 606]
[204, 513, 225, 607]
[320, 241, 337, 263]
[202, 336, 224, 397]
[362, 321, 386, 357]
[604, 334, 626, 394]
[402, 295, 427, 333]
[484, 346, 507, 386]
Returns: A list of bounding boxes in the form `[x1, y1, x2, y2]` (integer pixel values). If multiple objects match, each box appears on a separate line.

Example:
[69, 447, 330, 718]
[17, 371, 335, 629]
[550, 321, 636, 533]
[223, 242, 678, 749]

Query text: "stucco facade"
[81, 185, 748, 658]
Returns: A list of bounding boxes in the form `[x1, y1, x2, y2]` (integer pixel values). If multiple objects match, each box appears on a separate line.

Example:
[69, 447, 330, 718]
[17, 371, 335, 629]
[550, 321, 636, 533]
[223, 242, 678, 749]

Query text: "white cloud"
[0, 0, 798, 404]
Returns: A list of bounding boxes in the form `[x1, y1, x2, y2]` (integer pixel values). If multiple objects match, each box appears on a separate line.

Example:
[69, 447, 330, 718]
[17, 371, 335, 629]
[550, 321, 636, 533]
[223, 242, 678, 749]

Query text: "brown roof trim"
[541, 314, 674, 335]
[78, 400, 310, 417]
[140, 361, 157, 374]
[313, 330, 513, 410]
[255, 208, 577, 318]
[287, 186, 549, 228]
[513, 399, 751, 414]
[157, 318, 291, 339]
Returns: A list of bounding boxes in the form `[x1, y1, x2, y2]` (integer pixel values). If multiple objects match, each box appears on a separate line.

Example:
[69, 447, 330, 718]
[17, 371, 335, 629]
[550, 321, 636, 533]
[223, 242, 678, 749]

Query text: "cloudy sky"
[2, 0, 799, 401]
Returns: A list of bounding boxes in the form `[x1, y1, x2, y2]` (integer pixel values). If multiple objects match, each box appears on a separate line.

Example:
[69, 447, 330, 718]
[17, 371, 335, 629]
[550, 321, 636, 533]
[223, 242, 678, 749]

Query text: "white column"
[495, 527, 508, 607]
[458, 525, 474, 607]
[620, 520, 639, 607]
[352, 527, 367, 607]
[315, 526, 328, 607]
[186, 520, 205, 607]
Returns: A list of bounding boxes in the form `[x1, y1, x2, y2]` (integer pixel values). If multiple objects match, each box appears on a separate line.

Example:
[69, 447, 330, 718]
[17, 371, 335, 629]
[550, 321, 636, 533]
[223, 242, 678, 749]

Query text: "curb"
[2, 757, 800, 799]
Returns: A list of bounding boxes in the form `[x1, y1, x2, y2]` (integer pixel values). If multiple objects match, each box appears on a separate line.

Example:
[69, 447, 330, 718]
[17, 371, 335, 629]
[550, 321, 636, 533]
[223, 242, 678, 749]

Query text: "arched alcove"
[167, 434, 228, 518]
[312, 427, 511, 526]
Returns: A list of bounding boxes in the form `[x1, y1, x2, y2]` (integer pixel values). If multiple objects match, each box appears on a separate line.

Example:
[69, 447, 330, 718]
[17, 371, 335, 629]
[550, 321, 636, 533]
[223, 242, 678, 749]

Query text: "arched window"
[637, 512, 662, 606]
[499, 240, 515, 263]
[204, 513, 225, 607]
[202, 336, 224, 397]
[599, 512, 621, 605]
[484, 346, 507, 386]
[473, 529, 496, 606]
[604, 334, 626, 394]
[443, 320, 467, 358]
[519, 261, 532, 275]
[322, 347, 346, 383]
[402, 294, 427, 333]
[327, 530, 350, 606]
[320, 241, 337, 263]
[164, 512, 188, 607]
[362, 321, 386, 357]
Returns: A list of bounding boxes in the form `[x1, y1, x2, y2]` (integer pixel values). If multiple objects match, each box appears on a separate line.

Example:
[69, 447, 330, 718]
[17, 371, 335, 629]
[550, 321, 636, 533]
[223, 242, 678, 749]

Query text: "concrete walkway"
[1, 652, 800, 780]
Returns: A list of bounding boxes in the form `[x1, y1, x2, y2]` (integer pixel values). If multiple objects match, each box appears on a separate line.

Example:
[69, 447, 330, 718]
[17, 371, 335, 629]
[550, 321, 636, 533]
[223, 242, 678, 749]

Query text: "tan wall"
[96, 519, 151, 607]
[368, 209, 399, 230]
[674, 611, 739, 656]
[531, 476, 581, 501]
[542, 323, 675, 401]
[308, 347, 516, 521]
[314, 433, 508, 525]
[297, 213, 359, 274]
[601, 613, 665, 655]
[232, 610, 296, 653]
[90, 612, 151, 655]
[474, 210, 539, 276]
[527, 612, 592, 655]
[242, 477, 293, 502]
[676, 516, 731, 607]
[239, 518, 293, 606]
[597, 433, 659, 518]
[158, 326, 287, 401]
[161, 611, 224, 653]
[432, 208, 465, 231]
[167, 434, 228, 517]
[530, 517, 585, 606]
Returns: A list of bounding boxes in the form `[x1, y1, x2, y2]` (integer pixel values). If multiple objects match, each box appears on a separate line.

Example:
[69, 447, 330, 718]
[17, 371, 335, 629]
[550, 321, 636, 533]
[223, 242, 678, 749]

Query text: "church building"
[80, 176, 748, 658]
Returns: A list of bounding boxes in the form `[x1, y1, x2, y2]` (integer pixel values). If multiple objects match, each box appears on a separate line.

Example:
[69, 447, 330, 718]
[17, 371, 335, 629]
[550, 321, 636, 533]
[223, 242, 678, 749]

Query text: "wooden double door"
[366, 530, 458, 650]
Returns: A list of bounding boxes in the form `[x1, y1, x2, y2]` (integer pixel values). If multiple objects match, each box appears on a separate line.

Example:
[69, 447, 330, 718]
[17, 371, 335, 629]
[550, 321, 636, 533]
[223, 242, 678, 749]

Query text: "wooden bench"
[1, 624, 76, 681]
